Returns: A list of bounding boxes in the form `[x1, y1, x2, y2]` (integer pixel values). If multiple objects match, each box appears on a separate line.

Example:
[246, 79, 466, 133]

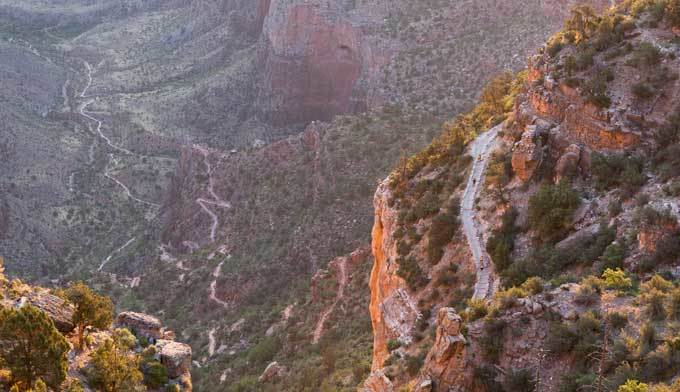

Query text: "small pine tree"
[0, 305, 70, 390]
[64, 282, 114, 350]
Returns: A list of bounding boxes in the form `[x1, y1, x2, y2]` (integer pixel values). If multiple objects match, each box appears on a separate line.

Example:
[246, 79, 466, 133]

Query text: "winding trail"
[312, 256, 349, 344]
[76, 60, 160, 207]
[193, 145, 231, 243]
[98, 237, 136, 272]
[209, 261, 230, 308]
[460, 124, 501, 300]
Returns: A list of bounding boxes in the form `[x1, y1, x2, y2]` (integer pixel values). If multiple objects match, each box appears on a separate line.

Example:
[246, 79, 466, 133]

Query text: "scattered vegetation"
[527, 182, 581, 242]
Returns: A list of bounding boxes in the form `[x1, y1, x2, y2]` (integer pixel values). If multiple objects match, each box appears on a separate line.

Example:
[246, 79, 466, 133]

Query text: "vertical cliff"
[369, 180, 419, 371]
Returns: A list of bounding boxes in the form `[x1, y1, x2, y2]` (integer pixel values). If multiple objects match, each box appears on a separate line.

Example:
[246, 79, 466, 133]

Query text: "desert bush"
[503, 368, 536, 391]
[619, 380, 650, 392]
[522, 277, 545, 295]
[629, 42, 662, 68]
[607, 311, 629, 330]
[397, 256, 428, 290]
[494, 286, 527, 310]
[575, 285, 599, 308]
[480, 318, 507, 362]
[591, 152, 645, 197]
[528, 182, 581, 242]
[248, 336, 281, 365]
[547, 321, 580, 354]
[486, 208, 519, 271]
[633, 82, 656, 98]
[426, 209, 459, 264]
[603, 268, 633, 291]
[466, 298, 488, 321]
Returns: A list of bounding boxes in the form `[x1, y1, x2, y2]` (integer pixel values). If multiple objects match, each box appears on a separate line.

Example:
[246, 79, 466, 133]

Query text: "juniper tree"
[0, 305, 69, 390]
[64, 282, 114, 350]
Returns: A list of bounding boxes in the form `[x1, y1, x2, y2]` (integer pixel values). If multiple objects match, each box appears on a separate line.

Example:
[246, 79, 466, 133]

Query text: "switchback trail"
[209, 261, 230, 308]
[312, 256, 349, 344]
[193, 145, 231, 243]
[461, 124, 501, 300]
[76, 61, 160, 207]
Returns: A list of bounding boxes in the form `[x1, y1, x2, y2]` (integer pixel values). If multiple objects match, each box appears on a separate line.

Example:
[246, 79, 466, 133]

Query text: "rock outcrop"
[117, 311, 163, 340]
[511, 125, 544, 182]
[369, 180, 420, 370]
[256, 1, 389, 126]
[24, 291, 75, 333]
[157, 339, 193, 379]
[415, 308, 467, 388]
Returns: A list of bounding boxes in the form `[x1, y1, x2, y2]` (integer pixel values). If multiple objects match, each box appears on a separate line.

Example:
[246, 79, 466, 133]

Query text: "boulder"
[258, 361, 286, 383]
[117, 312, 162, 339]
[555, 144, 582, 182]
[25, 292, 75, 333]
[158, 340, 192, 378]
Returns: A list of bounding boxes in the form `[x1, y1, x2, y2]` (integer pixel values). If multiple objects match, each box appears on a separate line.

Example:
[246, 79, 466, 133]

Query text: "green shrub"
[248, 336, 281, 365]
[503, 368, 536, 391]
[603, 268, 633, 291]
[487, 208, 519, 271]
[633, 82, 656, 99]
[426, 209, 459, 264]
[607, 311, 629, 330]
[598, 242, 626, 272]
[387, 339, 401, 352]
[528, 182, 581, 242]
[466, 298, 488, 321]
[629, 42, 662, 68]
[141, 360, 168, 389]
[480, 319, 507, 362]
[559, 371, 596, 392]
[397, 256, 428, 290]
[404, 353, 424, 376]
[591, 153, 645, 196]
[546, 321, 579, 354]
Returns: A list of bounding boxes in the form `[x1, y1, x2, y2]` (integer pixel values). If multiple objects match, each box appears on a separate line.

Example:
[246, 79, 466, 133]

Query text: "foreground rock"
[117, 311, 163, 339]
[157, 339, 193, 378]
[25, 291, 75, 333]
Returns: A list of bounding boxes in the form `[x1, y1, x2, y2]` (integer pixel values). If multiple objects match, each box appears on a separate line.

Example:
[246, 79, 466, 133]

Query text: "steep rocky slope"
[0, 0, 626, 390]
[364, 2, 680, 391]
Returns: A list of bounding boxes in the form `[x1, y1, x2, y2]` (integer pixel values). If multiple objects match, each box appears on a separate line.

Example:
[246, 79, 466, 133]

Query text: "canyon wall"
[255, 0, 391, 127]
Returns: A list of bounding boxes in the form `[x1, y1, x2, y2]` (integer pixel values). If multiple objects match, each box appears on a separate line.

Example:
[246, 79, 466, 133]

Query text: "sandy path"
[460, 124, 501, 300]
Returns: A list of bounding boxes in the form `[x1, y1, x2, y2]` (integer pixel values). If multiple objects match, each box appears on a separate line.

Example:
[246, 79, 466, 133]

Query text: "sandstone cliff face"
[521, 59, 641, 151]
[369, 180, 420, 371]
[256, 0, 390, 126]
